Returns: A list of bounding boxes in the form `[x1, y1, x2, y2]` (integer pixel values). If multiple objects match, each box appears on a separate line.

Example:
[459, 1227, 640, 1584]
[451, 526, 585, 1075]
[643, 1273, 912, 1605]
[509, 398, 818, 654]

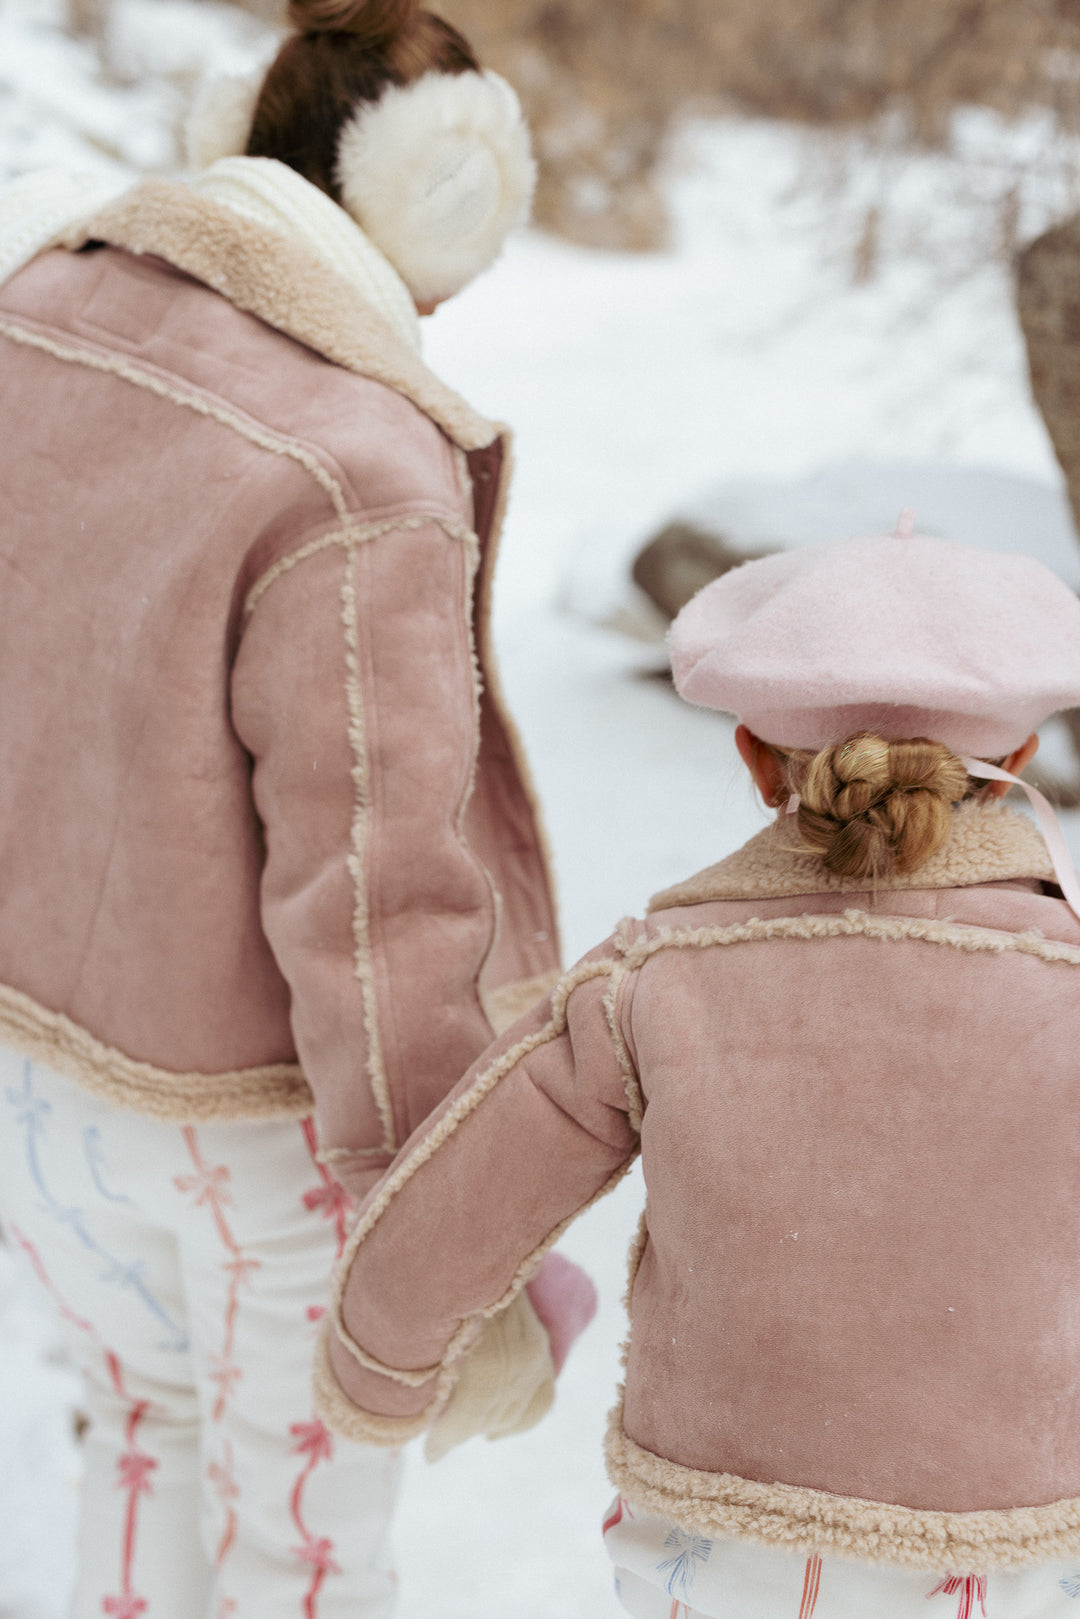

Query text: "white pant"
[0, 1051, 401, 1619]
[603, 1496, 1080, 1618]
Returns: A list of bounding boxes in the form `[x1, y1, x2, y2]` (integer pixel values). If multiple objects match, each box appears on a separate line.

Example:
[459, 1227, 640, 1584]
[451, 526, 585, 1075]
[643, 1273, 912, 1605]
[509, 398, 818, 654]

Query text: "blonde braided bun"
[781, 733, 971, 880]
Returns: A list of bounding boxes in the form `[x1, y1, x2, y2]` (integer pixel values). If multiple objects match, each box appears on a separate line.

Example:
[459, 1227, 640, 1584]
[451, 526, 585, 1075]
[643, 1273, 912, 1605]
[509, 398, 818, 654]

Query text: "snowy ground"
[3, 1, 1080, 1615]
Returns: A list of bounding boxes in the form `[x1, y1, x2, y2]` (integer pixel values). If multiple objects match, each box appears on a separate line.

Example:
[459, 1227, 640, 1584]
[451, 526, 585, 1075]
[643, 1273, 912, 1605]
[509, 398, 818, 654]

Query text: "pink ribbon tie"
[962, 757, 1080, 923]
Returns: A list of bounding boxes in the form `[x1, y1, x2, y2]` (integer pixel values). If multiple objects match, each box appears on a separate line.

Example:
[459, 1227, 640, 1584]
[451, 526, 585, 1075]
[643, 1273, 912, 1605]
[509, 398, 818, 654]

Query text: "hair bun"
[790, 733, 971, 880]
[287, 0, 415, 46]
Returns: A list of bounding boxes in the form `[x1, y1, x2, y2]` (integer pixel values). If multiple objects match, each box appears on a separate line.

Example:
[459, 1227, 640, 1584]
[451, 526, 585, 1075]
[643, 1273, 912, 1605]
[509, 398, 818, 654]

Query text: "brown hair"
[775, 733, 972, 881]
[246, 0, 480, 203]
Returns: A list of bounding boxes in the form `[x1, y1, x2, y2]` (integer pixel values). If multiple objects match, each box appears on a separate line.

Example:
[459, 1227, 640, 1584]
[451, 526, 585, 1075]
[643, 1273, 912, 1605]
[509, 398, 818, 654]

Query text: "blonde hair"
[775, 733, 972, 881]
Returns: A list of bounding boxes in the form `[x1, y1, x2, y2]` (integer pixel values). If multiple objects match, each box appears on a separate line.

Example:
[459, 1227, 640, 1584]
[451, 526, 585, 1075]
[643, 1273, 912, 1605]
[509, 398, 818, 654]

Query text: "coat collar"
[192, 157, 421, 354]
[67, 175, 502, 454]
[648, 801, 1055, 912]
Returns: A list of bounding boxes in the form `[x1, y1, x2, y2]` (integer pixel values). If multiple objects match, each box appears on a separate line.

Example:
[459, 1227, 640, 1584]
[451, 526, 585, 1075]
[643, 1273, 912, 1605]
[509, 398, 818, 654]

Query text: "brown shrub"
[439, 0, 1080, 246]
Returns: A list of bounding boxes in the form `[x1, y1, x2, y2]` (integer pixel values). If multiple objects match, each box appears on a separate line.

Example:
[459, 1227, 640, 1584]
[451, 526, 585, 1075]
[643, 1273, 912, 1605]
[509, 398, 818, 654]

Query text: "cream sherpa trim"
[337, 71, 536, 304]
[481, 969, 562, 1036]
[194, 158, 421, 353]
[627, 907, 1080, 971]
[605, 1412, 1080, 1571]
[66, 180, 502, 452]
[340, 545, 396, 1154]
[243, 513, 477, 618]
[313, 1314, 436, 1445]
[603, 965, 644, 1131]
[0, 978, 311, 1122]
[0, 169, 125, 289]
[649, 801, 1055, 912]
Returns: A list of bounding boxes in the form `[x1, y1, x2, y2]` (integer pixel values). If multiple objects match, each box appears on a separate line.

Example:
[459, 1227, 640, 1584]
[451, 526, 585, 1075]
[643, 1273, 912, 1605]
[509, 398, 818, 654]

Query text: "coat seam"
[243, 512, 477, 620]
[465, 437, 563, 965]
[0, 315, 351, 524]
[603, 964, 644, 1132]
[456, 524, 502, 1040]
[318, 1145, 393, 1163]
[339, 544, 396, 1155]
[627, 908, 1080, 971]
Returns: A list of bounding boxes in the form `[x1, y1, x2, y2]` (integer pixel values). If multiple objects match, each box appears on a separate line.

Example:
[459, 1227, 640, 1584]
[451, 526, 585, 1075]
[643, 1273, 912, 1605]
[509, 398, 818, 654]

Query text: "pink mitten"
[524, 1252, 598, 1374]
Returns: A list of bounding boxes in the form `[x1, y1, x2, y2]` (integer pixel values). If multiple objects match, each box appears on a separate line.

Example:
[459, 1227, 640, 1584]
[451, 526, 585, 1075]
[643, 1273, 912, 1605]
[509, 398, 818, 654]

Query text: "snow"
[2, 3, 1079, 1614]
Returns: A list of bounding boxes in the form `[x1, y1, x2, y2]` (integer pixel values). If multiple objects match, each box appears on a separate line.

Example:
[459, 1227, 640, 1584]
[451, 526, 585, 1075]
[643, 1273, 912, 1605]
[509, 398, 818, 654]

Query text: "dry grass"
[441, 0, 1080, 246]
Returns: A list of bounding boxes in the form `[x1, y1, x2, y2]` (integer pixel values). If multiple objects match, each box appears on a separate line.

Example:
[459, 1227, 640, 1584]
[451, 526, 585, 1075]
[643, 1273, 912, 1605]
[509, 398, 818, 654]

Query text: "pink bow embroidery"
[928, 1574, 988, 1619]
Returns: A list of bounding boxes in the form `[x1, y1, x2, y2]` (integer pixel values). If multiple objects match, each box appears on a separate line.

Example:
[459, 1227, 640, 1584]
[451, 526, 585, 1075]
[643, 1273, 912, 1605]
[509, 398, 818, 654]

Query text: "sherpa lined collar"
[649, 801, 1055, 912]
[193, 157, 421, 355]
[66, 176, 502, 455]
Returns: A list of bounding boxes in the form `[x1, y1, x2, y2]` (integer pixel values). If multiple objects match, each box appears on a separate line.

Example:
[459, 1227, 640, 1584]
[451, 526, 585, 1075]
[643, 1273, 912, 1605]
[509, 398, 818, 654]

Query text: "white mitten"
[424, 1289, 555, 1462]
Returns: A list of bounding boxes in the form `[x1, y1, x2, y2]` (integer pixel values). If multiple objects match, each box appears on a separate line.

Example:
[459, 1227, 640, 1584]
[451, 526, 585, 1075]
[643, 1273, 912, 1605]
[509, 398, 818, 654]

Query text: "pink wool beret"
[669, 530, 1080, 756]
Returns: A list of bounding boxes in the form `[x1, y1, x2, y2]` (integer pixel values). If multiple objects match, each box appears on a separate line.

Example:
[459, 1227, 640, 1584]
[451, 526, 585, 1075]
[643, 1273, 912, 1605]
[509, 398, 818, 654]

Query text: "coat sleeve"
[312, 943, 643, 1443]
[230, 514, 503, 1200]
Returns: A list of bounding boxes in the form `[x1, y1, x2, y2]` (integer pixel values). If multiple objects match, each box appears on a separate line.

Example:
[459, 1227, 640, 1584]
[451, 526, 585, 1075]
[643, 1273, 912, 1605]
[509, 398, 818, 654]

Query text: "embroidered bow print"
[928, 1574, 988, 1619]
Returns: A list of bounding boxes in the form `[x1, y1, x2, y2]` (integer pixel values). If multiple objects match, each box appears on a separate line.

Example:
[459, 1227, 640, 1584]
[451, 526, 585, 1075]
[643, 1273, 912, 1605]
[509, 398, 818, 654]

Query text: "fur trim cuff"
[313, 1318, 433, 1446]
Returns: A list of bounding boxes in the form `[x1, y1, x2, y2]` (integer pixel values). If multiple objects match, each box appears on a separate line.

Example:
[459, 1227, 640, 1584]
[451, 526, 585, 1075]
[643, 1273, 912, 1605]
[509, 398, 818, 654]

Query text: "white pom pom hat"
[670, 525, 1080, 758]
[187, 65, 535, 303]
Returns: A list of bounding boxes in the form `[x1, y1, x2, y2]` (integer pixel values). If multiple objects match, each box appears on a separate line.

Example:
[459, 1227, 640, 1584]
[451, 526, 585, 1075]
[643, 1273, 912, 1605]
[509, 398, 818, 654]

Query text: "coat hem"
[605, 1414, 1080, 1571]
[0, 980, 313, 1123]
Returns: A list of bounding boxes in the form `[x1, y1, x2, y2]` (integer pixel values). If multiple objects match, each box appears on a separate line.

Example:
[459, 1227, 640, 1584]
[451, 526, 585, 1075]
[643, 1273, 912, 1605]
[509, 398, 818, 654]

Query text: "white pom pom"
[336, 70, 536, 304]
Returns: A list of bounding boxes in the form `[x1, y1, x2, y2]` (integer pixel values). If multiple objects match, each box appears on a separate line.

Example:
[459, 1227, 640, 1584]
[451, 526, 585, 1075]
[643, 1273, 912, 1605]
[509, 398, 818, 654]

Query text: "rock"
[631, 521, 771, 622]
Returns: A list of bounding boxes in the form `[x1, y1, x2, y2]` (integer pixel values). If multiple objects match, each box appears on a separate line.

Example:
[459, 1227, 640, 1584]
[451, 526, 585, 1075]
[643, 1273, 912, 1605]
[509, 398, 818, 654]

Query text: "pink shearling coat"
[322, 801, 1080, 1571]
[0, 178, 558, 1197]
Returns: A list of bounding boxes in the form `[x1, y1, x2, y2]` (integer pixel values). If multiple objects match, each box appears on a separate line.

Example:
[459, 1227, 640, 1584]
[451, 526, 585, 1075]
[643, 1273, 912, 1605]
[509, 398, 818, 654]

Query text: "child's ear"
[735, 724, 786, 807]
[986, 733, 1039, 800]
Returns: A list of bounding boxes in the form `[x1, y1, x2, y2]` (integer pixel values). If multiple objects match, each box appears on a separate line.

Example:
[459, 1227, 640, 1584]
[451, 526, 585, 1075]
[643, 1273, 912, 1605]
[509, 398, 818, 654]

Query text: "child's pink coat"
[323, 801, 1080, 1573]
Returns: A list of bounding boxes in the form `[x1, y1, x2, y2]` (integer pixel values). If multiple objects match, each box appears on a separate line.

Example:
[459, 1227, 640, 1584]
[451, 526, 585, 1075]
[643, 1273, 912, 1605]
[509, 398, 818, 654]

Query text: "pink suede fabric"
[669, 532, 1080, 755]
[0, 213, 557, 1190]
[332, 817, 1080, 1521]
